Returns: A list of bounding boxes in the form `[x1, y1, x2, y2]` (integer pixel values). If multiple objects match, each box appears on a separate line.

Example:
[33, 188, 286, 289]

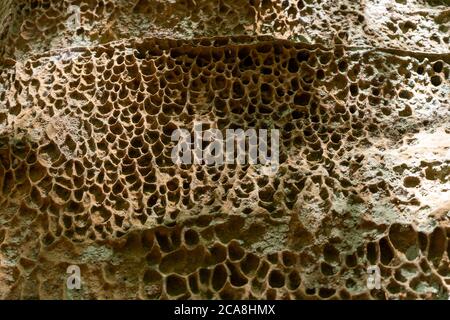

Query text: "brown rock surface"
[0, 0, 449, 299]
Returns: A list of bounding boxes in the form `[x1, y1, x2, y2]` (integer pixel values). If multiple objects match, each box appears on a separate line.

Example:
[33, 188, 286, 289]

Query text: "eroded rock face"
[0, 0, 449, 299]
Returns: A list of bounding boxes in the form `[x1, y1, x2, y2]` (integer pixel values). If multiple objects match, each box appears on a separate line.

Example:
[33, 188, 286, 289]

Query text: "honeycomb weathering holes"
[0, 0, 449, 300]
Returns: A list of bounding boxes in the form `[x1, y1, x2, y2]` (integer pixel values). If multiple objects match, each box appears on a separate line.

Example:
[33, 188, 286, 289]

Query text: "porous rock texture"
[0, 0, 449, 300]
